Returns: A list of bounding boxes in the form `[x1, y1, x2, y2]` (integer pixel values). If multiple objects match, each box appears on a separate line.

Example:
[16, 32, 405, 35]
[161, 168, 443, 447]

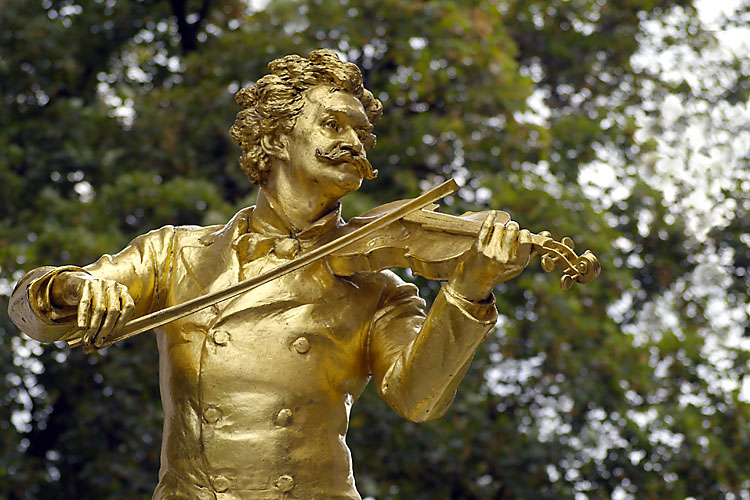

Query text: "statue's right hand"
[51, 272, 136, 348]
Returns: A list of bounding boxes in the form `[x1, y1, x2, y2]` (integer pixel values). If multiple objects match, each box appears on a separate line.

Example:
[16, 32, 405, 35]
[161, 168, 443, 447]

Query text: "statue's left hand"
[447, 211, 532, 302]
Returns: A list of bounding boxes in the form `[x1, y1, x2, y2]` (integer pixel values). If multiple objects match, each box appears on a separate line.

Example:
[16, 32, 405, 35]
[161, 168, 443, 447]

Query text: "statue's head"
[230, 49, 383, 186]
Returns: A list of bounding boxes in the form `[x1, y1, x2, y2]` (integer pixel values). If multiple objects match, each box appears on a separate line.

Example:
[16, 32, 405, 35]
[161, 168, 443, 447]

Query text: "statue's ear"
[261, 133, 289, 162]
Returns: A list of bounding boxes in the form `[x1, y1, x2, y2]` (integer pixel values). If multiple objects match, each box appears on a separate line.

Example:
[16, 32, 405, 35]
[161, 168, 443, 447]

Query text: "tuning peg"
[541, 254, 557, 272]
[560, 274, 575, 290]
[561, 236, 575, 250]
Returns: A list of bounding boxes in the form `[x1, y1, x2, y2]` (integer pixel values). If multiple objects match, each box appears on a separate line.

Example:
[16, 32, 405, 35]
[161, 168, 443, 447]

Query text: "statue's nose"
[341, 128, 364, 154]
[340, 143, 362, 156]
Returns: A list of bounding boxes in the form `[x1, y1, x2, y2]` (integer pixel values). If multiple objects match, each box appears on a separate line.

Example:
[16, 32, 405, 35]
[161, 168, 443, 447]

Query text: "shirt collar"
[249, 193, 344, 242]
[233, 194, 344, 264]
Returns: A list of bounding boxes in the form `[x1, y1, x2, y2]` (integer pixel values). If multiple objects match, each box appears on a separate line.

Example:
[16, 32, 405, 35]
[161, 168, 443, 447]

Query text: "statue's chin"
[336, 168, 364, 192]
[323, 167, 362, 196]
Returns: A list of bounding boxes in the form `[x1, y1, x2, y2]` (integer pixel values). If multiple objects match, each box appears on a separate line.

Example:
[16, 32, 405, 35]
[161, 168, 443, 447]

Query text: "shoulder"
[138, 206, 255, 248]
[374, 270, 425, 309]
[377, 269, 413, 288]
[173, 224, 221, 245]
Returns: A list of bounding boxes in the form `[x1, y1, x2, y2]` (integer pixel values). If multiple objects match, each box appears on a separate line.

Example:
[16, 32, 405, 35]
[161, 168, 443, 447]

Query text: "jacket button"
[204, 406, 222, 424]
[275, 474, 294, 493]
[212, 475, 230, 492]
[211, 330, 230, 346]
[275, 408, 293, 427]
[292, 336, 310, 354]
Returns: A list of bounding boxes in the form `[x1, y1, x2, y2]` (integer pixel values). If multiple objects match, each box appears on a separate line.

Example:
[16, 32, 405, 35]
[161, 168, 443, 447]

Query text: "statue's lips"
[315, 147, 378, 180]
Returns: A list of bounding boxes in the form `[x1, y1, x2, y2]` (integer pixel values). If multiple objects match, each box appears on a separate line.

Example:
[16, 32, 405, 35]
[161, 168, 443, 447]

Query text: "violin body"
[328, 199, 601, 290]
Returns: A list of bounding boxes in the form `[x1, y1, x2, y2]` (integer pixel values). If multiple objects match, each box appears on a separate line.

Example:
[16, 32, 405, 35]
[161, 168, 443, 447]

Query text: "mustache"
[315, 144, 378, 180]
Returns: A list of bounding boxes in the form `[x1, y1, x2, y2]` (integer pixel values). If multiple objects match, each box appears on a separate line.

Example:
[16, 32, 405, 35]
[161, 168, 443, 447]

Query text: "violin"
[327, 200, 601, 290]
[70, 179, 599, 352]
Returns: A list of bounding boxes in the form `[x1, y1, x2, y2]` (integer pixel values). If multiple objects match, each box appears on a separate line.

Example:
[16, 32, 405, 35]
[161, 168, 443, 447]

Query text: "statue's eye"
[324, 119, 339, 131]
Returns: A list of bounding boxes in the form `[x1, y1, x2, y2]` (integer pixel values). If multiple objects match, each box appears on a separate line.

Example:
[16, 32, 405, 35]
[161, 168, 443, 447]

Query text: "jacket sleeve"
[367, 271, 497, 422]
[8, 226, 177, 344]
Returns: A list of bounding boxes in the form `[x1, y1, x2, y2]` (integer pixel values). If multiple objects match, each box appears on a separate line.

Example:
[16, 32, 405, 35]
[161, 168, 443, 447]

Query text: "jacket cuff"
[442, 283, 498, 326]
[27, 265, 88, 323]
[9, 266, 88, 342]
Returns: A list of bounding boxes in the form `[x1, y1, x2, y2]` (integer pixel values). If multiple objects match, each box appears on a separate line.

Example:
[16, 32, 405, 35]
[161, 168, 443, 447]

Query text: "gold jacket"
[9, 204, 497, 500]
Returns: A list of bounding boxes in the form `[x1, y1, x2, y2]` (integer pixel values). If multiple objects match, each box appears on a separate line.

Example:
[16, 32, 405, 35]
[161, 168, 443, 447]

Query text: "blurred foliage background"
[1, 0, 749, 498]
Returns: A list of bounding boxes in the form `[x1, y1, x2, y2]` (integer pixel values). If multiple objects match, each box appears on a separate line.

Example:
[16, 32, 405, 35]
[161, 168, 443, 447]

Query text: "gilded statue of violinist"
[8, 49, 599, 500]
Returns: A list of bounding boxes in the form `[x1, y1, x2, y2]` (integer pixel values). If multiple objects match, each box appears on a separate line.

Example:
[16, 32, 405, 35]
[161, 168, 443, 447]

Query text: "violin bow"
[68, 179, 460, 353]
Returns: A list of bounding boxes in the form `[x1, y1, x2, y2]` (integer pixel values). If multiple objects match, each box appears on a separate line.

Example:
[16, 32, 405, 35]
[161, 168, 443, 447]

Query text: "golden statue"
[8, 50, 599, 500]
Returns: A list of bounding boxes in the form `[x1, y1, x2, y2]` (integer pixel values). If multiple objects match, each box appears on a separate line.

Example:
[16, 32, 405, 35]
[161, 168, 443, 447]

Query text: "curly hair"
[229, 49, 383, 186]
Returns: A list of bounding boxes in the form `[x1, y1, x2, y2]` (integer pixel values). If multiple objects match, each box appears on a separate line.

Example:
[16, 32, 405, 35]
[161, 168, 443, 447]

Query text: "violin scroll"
[533, 232, 601, 290]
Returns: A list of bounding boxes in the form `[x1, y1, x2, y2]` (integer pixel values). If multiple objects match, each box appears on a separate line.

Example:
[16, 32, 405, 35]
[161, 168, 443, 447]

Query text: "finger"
[499, 221, 520, 262]
[477, 211, 497, 251]
[78, 281, 92, 341]
[487, 220, 508, 260]
[96, 285, 121, 347]
[518, 229, 532, 264]
[84, 283, 106, 346]
[113, 289, 135, 334]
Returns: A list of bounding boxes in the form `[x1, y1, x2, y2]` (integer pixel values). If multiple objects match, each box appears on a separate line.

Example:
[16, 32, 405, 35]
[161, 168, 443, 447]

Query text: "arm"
[8, 226, 176, 346]
[367, 211, 530, 422]
[367, 274, 498, 423]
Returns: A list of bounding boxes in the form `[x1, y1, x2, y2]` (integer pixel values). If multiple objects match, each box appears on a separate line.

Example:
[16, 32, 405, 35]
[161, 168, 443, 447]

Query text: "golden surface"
[64, 179, 460, 352]
[8, 49, 599, 500]
[9, 203, 498, 500]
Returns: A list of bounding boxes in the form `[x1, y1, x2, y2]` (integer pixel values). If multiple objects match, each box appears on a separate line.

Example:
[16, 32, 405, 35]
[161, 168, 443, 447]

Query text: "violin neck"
[404, 207, 549, 246]
[404, 205, 600, 290]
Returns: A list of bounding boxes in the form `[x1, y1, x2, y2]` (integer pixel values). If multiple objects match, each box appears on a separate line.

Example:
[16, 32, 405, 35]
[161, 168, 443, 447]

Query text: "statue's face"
[282, 85, 374, 200]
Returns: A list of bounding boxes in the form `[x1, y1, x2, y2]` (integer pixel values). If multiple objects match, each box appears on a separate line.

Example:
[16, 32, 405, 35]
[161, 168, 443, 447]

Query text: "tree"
[1, 0, 748, 498]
